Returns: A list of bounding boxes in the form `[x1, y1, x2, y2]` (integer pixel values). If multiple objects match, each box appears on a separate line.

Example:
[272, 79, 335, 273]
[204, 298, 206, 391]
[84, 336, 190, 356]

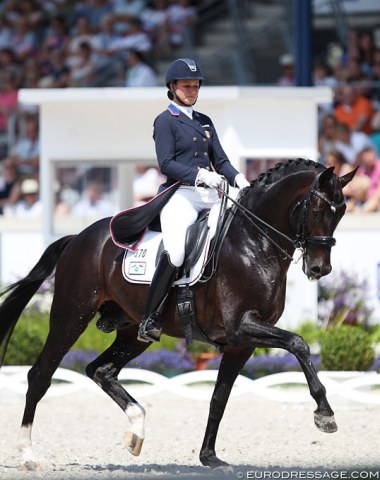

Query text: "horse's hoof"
[200, 453, 230, 470]
[314, 412, 338, 433]
[19, 461, 42, 472]
[125, 431, 144, 456]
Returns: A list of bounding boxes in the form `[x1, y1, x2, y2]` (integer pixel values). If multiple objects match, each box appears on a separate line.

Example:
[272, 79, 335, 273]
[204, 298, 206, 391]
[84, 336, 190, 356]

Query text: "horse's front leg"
[200, 347, 253, 470]
[230, 312, 337, 433]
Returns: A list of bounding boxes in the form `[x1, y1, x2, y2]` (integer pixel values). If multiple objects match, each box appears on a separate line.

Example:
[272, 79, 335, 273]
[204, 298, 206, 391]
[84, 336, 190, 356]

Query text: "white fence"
[1, 366, 379, 405]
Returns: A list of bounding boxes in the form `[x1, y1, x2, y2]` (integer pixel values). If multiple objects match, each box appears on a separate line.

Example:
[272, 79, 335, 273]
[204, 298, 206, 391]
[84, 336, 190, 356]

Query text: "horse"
[0, 158, 356, 471]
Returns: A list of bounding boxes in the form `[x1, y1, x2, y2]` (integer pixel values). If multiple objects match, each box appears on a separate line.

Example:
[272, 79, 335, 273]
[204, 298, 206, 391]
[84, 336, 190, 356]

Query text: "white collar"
[171, 101, 193, 119]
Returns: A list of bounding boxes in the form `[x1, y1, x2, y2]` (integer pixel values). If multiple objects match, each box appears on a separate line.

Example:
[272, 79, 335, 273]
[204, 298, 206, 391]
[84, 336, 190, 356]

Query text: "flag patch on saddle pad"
[128, 262, 146, 275]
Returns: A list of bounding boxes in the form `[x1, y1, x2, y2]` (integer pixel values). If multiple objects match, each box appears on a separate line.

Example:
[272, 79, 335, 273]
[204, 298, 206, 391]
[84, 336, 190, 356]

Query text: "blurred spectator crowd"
[278, 29, 380, 213]
[0, 0, 200, 217]
[312, 28, 380, 213]
[0, 0, 380, 217]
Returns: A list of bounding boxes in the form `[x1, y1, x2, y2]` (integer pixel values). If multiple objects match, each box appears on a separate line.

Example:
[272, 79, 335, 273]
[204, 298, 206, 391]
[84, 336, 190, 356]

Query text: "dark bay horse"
[0, 159, 356, 471]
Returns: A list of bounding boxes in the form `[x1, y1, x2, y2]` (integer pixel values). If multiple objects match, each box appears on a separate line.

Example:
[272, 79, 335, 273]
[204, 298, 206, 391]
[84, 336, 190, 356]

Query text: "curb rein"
[216, 171, 346, 263]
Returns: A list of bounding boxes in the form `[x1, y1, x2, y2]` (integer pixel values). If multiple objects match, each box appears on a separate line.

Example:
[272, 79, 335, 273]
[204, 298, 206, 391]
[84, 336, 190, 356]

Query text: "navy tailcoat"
[155, 103, 239, 191]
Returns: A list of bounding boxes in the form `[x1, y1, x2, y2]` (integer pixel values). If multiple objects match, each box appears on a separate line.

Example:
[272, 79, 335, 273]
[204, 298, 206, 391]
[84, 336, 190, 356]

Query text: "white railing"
[0, 367, 379, 404]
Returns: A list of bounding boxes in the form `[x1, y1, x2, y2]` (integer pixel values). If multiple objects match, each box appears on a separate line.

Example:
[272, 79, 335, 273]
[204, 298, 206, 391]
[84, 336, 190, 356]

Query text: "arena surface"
[0, 387, 379, 480]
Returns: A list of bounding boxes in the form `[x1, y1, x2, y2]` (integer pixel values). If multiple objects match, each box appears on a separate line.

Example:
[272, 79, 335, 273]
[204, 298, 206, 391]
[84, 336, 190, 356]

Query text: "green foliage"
[148, 334, 179, 352]
[72, 317, 115, 351]
[320, 325, 375, 371]
[295, 320, 324, 346]
[368, 324, 380, 345]
[4, 311, 49, 365]
[186, 340, 217, 356]
[4, 313, 116, 366]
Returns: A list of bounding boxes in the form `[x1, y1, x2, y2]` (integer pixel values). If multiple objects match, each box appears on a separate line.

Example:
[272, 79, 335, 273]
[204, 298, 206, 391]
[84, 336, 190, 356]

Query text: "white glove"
[196, 168, 224, 188]
[234, 173, 250, 189]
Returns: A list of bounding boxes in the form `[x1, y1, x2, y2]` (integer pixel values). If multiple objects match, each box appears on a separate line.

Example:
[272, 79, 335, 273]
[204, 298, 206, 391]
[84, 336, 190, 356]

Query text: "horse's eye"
[311, 207, 323, 221]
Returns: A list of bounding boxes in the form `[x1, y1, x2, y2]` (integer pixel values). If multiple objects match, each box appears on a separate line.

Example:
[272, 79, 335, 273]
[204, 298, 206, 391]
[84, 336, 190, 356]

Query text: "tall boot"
[138, 251, 177, 343]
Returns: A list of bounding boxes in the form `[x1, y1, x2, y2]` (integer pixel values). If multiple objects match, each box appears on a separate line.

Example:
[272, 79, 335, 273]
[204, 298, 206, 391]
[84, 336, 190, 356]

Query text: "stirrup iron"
[137, 314, 162, 343]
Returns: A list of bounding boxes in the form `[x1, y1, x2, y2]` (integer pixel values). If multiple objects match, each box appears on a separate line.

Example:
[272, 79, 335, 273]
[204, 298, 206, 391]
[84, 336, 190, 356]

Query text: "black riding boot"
[138, 251, 177, 343]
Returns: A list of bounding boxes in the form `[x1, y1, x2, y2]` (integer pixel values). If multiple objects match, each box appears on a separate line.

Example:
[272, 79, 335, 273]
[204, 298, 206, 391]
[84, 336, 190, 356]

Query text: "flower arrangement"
[60, 349, 98, 372]
[205, 352, 322, 379]
[318, 269, 374, 328]
[128, 349, 195, 376]
[61, 347, 196, 376]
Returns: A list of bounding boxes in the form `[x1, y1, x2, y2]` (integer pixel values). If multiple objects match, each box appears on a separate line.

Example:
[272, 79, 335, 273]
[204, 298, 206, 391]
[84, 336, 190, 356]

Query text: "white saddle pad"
[122, 203, 222, 287]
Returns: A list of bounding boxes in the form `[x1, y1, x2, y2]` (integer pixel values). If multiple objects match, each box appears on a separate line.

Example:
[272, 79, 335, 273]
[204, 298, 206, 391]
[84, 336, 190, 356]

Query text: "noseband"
[218, 170, 346, 262]
[295, 170, 345, 250]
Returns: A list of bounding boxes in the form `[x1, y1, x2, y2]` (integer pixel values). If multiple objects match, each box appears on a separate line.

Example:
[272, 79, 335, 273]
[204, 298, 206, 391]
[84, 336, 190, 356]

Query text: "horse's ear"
[317, 166, 335, 186]
[339, 167, 358, 188]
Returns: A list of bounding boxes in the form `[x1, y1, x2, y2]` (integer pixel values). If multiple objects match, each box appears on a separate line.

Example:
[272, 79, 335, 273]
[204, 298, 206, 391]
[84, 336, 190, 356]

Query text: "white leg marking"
[125, 402, 146, 439]
[17, 425, 37, 464]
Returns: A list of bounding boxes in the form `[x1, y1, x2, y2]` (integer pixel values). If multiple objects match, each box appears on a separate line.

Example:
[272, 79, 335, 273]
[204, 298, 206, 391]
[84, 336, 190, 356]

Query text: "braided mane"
[256, 158, 325, 186]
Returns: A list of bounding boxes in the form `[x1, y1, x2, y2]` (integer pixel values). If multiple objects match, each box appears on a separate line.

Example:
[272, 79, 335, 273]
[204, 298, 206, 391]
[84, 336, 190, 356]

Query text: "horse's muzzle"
[303, 255, 332, 280]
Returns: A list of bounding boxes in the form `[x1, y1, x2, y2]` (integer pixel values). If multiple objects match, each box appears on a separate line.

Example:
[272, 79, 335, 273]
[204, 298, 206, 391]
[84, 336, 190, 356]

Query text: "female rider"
[138, 58, 250, 342]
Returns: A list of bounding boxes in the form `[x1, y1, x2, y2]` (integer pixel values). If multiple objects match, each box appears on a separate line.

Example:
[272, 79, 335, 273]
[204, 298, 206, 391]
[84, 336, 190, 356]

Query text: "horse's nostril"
[310, 264, 331, 279]
[310, 266, 322, 279]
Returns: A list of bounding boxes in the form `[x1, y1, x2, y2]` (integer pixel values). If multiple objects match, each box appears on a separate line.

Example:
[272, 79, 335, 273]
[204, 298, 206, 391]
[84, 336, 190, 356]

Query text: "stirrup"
[137, 315, 162, 343]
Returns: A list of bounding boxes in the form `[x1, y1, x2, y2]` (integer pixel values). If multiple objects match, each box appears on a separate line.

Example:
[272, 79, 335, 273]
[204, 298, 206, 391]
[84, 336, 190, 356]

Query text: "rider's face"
[172, 80, 200, 105]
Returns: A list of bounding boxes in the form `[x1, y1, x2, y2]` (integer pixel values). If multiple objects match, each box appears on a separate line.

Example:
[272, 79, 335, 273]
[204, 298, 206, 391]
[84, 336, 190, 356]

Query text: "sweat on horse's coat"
[0, 158, 356, 471]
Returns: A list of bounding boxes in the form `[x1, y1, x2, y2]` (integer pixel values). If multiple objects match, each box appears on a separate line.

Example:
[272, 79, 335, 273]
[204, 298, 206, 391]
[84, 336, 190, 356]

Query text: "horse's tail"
[0, 235, 75, 367]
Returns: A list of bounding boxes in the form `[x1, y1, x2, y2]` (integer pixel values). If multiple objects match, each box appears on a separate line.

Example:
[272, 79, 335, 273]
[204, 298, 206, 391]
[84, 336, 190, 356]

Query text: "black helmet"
[165, 58, 204, 87]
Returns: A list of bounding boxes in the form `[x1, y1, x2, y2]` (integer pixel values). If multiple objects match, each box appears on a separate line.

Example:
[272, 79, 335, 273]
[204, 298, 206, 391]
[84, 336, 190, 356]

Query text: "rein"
[217, 186, 297, 261]
[216, 170, 345, 262]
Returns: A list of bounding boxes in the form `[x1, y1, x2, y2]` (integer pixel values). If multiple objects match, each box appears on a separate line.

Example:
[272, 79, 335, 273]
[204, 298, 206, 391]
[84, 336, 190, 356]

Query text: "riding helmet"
[165, 58, 204, 88]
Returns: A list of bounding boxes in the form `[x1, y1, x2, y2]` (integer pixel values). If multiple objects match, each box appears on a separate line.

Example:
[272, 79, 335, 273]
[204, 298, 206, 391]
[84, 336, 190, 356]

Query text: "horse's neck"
[231, 171, 315, 262]
[248, 171, 314, 221]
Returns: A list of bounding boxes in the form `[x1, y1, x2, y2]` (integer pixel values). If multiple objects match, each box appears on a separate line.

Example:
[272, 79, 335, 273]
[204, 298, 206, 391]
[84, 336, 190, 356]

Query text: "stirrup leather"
[137, 313, 162, 343]
[137, 250, 177, 343]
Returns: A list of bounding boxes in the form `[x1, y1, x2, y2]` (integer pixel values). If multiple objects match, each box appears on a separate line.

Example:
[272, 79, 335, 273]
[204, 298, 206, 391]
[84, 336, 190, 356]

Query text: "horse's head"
[294, 166, 356, 280]
[236, 159, 357, 281]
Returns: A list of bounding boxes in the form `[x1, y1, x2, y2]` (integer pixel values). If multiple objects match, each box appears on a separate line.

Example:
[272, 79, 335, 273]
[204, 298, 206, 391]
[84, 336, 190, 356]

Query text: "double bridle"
[217, 170, 346, 262]
[294, 170, 345, 251]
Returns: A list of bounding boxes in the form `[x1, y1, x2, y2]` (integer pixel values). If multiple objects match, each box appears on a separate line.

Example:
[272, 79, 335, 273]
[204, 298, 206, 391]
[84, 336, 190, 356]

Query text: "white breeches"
[160, 186, 221, 267]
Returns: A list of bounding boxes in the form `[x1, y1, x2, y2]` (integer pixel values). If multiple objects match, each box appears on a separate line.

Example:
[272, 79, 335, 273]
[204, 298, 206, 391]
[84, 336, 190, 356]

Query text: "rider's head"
[165, 58, 204, 106]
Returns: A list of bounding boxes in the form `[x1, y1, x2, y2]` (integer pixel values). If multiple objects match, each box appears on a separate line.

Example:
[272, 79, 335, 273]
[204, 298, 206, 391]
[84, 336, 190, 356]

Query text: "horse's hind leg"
[200, 347, 253, 469]
[18, 307, 93, 470]
[85, 327, 150, 457]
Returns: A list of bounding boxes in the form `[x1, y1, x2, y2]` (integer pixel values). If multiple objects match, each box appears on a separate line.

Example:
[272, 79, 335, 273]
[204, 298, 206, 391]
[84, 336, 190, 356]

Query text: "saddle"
[122, 206, 219, 287]
[154, 209, 210, 279]
[111, 183, 236, 347]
